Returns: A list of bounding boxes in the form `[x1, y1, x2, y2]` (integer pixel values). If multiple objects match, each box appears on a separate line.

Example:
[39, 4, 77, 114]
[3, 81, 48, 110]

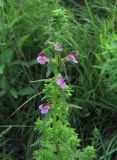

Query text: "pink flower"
[54, 42, 62, 52]
[37, 53, 49, 65]
[62, 50, 78, 63]
[56, 77, 67, 89]
[39, 104, 50, 114]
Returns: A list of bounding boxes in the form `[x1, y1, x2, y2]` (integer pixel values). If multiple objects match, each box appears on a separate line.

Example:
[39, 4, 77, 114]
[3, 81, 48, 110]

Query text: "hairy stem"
[52, 52, 61, 157]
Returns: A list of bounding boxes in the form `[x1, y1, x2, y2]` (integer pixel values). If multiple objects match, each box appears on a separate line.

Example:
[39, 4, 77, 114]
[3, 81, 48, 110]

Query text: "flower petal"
[39, 104, 50, 114]
[60, 82, 67, 89]
[41, 108, 49, 114]
[56, 77, 67, 89]
[39, 104, 44, 110]
[37, 53, 49, 65]
[63, 54, 78, 63]
[71, 50, 78, 55]
[54, 42, 62, 52]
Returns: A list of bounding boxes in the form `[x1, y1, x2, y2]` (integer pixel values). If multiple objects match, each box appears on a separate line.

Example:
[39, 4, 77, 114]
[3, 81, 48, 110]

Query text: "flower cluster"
[37, 42, 78, 115]
[37, 43, 78, 66]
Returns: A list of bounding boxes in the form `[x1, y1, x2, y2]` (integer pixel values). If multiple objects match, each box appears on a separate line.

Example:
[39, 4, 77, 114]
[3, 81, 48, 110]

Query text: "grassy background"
[0, 0, 117, 159]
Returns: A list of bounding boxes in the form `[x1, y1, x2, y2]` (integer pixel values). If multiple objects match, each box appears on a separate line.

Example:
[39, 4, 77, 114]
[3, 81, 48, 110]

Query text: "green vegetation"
[0, 0, 117, 159]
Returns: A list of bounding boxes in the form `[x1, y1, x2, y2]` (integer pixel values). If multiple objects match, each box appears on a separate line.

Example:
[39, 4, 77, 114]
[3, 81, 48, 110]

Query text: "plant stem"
[52, 52, 61, 158]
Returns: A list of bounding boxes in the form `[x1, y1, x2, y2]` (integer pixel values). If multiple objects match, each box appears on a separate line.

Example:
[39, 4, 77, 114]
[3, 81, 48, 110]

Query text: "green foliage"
[99, 34, 117, 91]
[64, 0, 117, 159]
[0, 0, 61, 100]
[78, 146, 95, 160]
[51, 8, 69, 30]
[91, 128, 100, 147]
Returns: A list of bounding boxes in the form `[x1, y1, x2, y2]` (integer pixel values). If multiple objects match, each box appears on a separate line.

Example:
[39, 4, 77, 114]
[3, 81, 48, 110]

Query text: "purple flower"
[64, 55, 78, 63]
[56, 77, 67, 89]
[63, 50, 78, 63]
[39, 104, 50, 114]
[37, 53, 49, 65]
[54, 42, 62, 52]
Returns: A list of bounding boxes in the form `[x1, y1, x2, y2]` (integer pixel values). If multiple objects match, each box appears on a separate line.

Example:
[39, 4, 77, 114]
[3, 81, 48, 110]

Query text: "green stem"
[52, 52, 61, 157]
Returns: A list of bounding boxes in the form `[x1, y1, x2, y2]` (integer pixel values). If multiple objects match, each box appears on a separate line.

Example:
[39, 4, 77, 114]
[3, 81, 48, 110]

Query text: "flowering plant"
[33, 5, 95, 160]
[33, 42, 95, 160]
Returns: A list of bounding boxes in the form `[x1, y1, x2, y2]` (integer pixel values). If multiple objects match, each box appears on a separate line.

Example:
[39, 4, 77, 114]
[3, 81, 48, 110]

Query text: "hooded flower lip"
[62, 50, 78, 63]
[56, 77, 67, 89]
[39, 104, 50, 114]
[71, 50, 78, 56]
[54, 42, 62, 52]
[37, 53, 49, 65]
[64, 55, 78, 63]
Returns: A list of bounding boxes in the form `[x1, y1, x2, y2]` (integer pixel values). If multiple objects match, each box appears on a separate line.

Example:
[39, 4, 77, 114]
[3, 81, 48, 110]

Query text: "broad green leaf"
[0, 49, 13, 65]
[9, 88, 18, 98]
[18, 87, 35, 96]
